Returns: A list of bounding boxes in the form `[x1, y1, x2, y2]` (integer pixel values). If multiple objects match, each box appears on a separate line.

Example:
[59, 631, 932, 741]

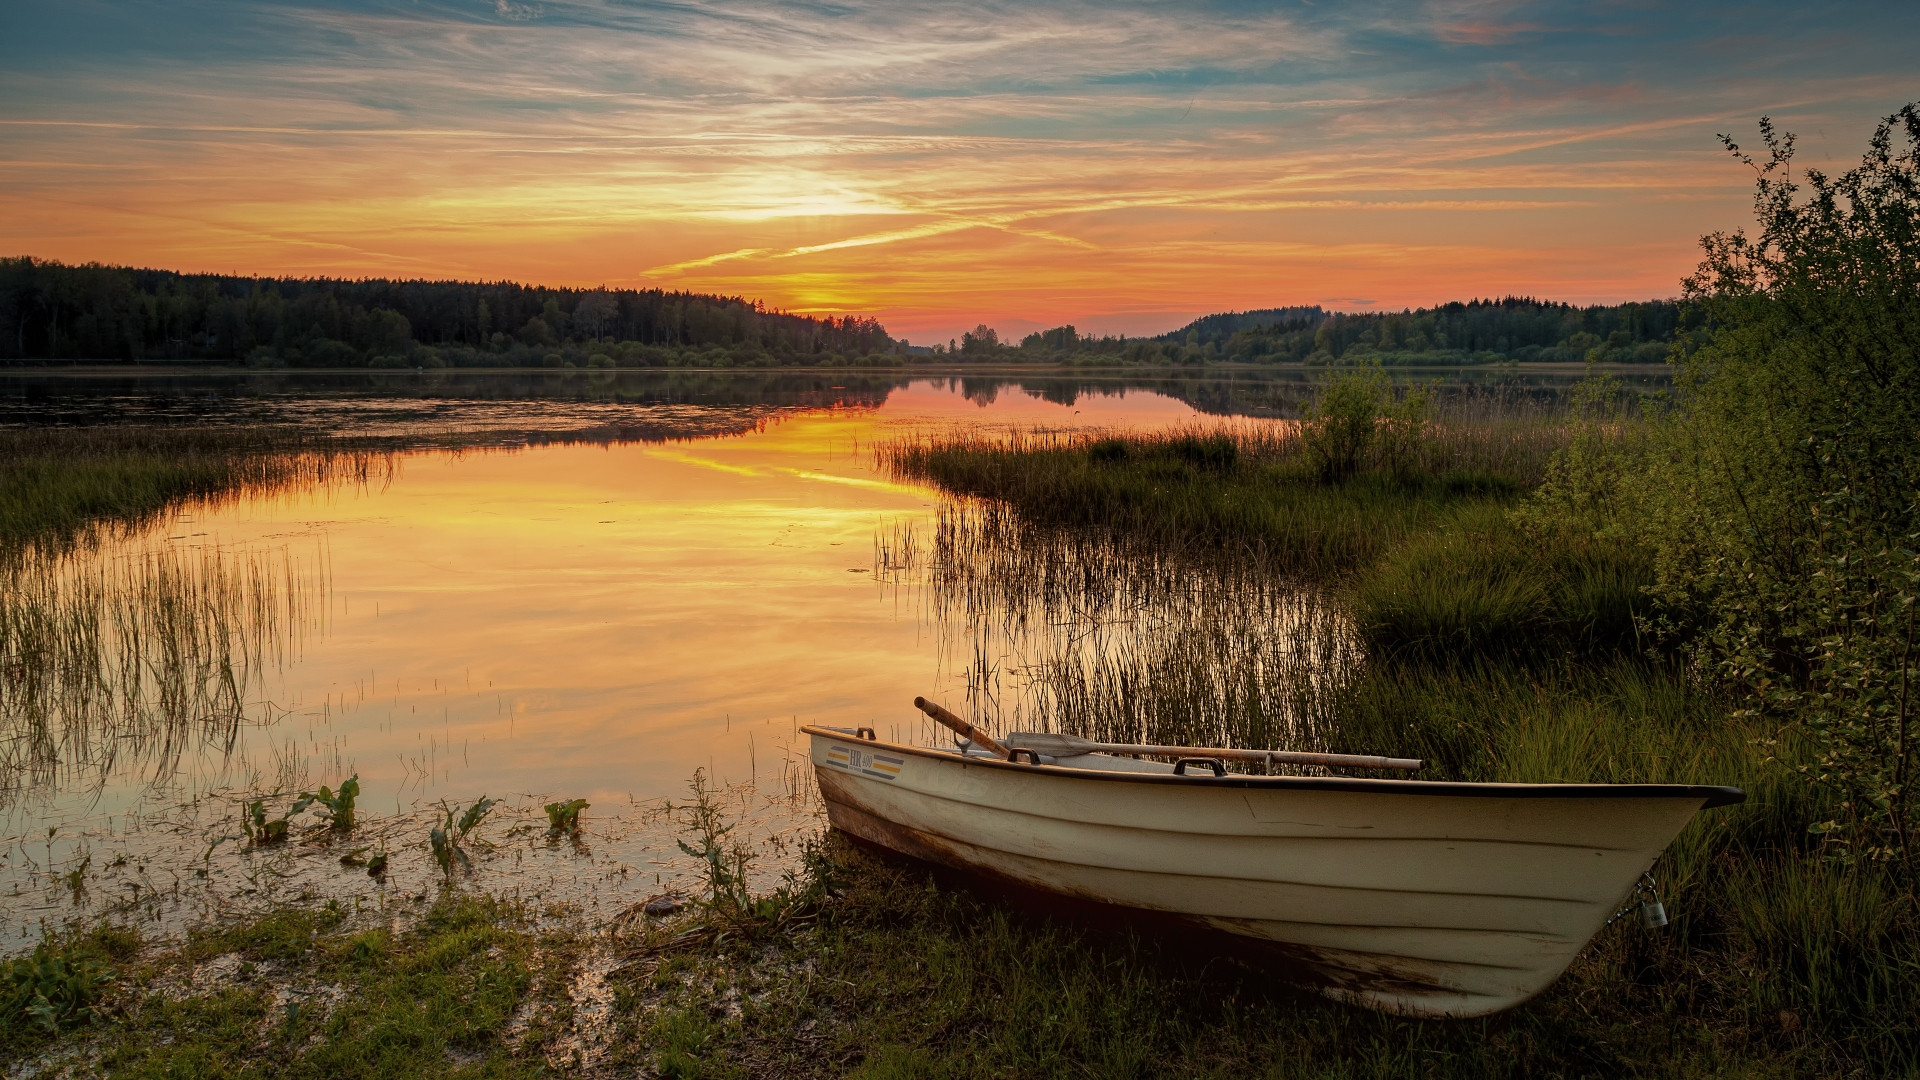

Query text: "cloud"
[1, 0, 1915, 338]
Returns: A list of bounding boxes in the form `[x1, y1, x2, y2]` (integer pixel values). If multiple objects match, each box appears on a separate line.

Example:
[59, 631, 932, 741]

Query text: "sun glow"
[1, 1, 1913, 339]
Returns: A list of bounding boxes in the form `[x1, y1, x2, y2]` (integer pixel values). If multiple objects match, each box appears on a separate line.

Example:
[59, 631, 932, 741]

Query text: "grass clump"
[0, 425, 383, 555]
[0, 925, 137, 1056]
[1351, 503, 1653, 661]
[24, 895, 549, 1079]
[884, 428, 1519, 577]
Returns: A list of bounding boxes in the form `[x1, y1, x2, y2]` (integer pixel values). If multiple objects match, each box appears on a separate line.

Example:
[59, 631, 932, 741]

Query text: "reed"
[878, 413, 1561, 577]
[889, 503, 1362, 759]
[0, 425, 390, 557]
[0, 541, 322, 810]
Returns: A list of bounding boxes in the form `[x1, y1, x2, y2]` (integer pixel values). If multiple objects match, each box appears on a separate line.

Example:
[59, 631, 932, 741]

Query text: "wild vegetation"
[1, 802, 1908, 1077]
[0, 424, 387, 553]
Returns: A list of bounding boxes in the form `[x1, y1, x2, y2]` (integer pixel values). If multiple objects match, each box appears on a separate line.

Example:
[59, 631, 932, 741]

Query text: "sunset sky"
[3, 2, 1915, 343]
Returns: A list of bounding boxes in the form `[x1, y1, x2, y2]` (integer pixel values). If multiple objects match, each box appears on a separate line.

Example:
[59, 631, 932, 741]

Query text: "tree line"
[4, 256, 1694, 370]
[0, 259, 898, 368]
[994, 297, 1688, 365]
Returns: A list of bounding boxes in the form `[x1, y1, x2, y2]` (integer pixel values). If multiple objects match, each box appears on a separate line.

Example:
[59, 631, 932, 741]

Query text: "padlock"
[1640, 898, 1668, 929]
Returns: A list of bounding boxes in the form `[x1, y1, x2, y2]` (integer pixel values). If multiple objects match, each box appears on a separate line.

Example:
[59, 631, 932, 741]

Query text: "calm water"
[0, 367, 1635, 943]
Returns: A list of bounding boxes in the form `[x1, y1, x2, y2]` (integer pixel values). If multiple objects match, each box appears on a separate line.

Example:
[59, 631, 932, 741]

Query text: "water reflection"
[0, 542, 325, 811]
[0, 369, 1632, 941]
[0, 376, 1237, 940]
[881, 502, 1360, 755]
[0, 364, 1665, 433]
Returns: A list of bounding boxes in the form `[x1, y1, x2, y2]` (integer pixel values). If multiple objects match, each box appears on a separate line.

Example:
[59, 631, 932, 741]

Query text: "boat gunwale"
[802, 726, 1747, 808]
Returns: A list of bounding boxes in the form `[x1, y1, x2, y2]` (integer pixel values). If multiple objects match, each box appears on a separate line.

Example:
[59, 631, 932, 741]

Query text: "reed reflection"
[0, 540, 326, 814]
[882, 500, 1362, 757]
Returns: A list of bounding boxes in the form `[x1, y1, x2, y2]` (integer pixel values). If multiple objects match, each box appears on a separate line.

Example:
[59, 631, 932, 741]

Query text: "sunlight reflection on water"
[0, 377, 1255, 943]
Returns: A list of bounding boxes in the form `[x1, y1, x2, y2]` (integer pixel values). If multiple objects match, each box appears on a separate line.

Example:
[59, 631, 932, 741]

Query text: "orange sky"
[2, 1, 1915, 341]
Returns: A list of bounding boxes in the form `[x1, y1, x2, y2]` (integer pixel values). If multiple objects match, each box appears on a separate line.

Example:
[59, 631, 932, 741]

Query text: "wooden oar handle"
[914, 696, 1011, 759]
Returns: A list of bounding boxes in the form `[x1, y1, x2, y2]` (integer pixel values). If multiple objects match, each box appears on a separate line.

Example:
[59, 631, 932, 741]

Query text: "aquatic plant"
[306, 774, 359, 833]
[242, 795, 313, 846]
[544, 797, 589, 838]
[676, 770, 752, 914]
[0, 541, 324, 813]
[430, 796, 498, 878]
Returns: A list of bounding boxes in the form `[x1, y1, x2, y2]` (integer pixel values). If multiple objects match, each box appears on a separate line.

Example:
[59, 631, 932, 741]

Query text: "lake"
[0, 366, 1644, 944]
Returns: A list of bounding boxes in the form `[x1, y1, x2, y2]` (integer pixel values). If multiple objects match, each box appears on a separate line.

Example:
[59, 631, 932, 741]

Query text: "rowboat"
[803, 700, 1744, 1018]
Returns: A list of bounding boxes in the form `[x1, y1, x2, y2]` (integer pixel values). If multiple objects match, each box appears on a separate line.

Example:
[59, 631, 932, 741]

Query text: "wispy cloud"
[1, 0, 1915, 336]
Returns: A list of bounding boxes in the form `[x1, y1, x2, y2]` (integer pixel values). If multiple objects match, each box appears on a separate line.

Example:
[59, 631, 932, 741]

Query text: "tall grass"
[1350, 502, 1653, 660]
[882, 425, 1527, 576]
[890, 501, 1360, 755]
[0, 425, 386, 555]
[0, 541, 323, 809]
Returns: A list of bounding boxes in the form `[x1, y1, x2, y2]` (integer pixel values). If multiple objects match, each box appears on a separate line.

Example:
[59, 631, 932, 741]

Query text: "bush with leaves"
[1616, 105, 1920, 874]
[1301, 368, 1384, 482]
[1300, 365, 1431, 483]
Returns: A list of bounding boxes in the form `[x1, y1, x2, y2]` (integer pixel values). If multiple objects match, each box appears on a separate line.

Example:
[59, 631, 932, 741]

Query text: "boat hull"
[805, 727, 1740, 1017]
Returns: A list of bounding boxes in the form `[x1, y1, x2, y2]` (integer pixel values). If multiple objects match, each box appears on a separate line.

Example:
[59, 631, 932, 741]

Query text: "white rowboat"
[803, 718, 1743, 1018]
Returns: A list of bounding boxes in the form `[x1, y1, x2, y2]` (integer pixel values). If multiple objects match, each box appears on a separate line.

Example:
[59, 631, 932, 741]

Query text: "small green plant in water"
[545, 798, 589, 838]
[1, 942, 112, 1034]
[430, 796, 497, 878]
[306, 774, 359, 832]
[242, 795, 313, 845]
[676, 770, 753, 915]
[64, 856, 89, 903]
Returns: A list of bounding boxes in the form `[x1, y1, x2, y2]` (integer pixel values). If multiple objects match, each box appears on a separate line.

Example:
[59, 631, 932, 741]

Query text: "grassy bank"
[879, 411, 1920, 1074]
[9, 824, 1914, 1079]
[883, 421, 1648, 657]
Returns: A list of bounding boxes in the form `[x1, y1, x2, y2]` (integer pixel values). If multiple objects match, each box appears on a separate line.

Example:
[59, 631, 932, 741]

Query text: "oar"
[914, 696, 1013, 759]
[1005, 731, 1423, 773]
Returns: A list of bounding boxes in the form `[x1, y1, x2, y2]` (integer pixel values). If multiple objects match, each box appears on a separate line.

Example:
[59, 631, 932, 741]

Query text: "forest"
[0, 259, 898, 368]
[4, 257, 1687, 370]
[1006, 297, 1686, 365]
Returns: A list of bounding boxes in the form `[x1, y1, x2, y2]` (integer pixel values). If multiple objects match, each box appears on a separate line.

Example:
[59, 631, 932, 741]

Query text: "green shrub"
[1568, 107, 1920, 869]
[1301, 368, 1384, 482]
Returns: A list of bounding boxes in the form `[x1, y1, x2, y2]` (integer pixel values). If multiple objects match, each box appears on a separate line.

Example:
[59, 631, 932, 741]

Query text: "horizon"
[3, 2, 1915, 343]
[0, 252, 1687, 345]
